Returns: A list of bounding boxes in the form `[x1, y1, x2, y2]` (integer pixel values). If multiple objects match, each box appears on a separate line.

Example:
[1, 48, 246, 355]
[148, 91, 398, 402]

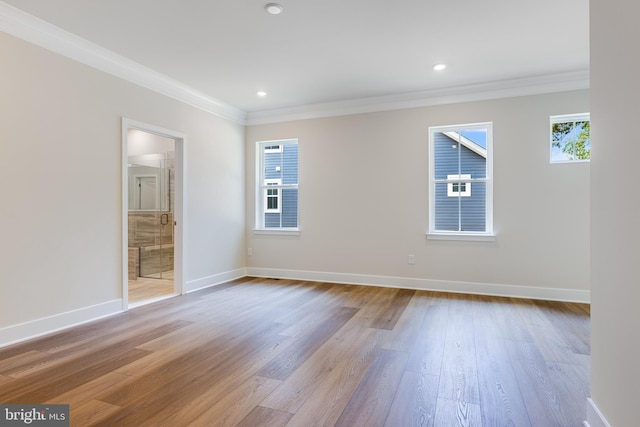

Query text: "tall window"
[256, 139, 299, 230]
[550, 113, 590, 163]
[428, 123, 493, 239]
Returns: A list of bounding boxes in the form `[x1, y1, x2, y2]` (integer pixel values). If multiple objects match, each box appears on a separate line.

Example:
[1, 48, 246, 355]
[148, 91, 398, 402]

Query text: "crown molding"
[0, 2, 589, 127]
[0, 1, 246, 125]
[246, 70, 590, 125]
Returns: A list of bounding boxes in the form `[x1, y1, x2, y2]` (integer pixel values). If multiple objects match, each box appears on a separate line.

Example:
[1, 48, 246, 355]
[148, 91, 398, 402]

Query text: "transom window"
[550, 113, 590, 163]
[428, 123, 494, 239]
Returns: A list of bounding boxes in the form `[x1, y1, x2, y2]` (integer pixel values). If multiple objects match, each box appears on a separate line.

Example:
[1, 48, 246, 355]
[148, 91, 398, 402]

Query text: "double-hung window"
[428, 123, 494, 240]
[256, 139, 299, 232]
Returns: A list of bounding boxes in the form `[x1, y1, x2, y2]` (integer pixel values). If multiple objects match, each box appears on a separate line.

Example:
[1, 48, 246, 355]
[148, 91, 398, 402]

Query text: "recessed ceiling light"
[433, 63, 447, 71]
[265, 3, 283, 15]
[257, 91, 267, 97]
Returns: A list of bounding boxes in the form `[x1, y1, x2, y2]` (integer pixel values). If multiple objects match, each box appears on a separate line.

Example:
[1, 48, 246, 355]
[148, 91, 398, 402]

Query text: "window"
[264, 144, 283, 154]
[428, 123, 493, 239]
[447, 174, 471, 197]
[256, 139, 298, 231]
[264, 179, 281, 213]
[550, 113, 590, 163]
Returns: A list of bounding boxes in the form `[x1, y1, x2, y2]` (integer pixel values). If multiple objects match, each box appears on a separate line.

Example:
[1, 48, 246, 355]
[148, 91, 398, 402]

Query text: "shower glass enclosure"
[127, 152, 174, 280]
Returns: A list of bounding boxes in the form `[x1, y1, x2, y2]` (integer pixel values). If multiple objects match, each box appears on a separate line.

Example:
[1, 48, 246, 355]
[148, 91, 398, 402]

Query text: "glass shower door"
[128, 152, 174, 281]
[153, 210, 173, 280]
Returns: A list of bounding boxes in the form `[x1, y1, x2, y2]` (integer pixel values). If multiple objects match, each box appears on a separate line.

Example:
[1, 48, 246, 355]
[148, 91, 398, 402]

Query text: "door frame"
[121, 117, 187, 309]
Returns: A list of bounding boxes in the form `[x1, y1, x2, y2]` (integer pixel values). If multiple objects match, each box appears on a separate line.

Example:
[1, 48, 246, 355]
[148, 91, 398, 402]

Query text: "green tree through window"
[551, 114, 590, 162]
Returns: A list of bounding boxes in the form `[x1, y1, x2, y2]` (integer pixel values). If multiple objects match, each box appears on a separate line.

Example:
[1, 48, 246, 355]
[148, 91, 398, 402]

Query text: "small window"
[447, 174, 471, 197]
[428, 123, 493, 239]
[264, 144, 283, 154]
[550, 113, 590, 163]
[256, 139, 299, 230]
[264, 179, 281, 213]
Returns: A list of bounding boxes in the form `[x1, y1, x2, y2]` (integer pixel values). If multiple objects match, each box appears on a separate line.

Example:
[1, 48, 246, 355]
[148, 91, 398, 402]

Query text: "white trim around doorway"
[121, 118, 187, 310]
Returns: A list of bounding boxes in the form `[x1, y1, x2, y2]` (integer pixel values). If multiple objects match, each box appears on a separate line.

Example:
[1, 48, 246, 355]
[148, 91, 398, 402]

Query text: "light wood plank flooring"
[0, 278, 590, 426]
[128, 276, 175, 305]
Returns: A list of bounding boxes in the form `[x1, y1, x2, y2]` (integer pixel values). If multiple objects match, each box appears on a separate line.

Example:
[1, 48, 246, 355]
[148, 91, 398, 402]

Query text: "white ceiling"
[2, 0, 589, 117]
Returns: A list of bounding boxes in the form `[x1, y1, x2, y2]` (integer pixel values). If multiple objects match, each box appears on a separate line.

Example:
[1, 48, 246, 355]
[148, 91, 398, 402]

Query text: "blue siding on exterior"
[433, 132, 486, 232]
[264, 142, 298, 228]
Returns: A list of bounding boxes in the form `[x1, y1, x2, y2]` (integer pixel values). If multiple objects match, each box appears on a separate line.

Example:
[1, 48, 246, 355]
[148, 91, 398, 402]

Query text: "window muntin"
[429, 123, 493, 236]
[257, 139, 298, 230]
[550, 113, 590, 163]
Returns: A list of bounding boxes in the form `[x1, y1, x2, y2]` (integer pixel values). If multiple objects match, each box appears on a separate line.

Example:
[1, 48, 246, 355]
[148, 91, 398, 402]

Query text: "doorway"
[122, 118, 185, 309]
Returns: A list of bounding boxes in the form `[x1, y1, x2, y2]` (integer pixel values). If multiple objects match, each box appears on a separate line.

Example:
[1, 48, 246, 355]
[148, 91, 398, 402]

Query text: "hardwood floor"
[128, 276, 175, 305]
[0, 278, 590, 426]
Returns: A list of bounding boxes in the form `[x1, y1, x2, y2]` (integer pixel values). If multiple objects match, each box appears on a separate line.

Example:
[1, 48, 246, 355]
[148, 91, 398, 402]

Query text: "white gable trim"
[443, 131, 487, 158]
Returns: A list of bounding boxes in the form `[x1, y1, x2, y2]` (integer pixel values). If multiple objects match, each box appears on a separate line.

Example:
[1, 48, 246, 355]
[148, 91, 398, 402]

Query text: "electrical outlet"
[248, 248, 253, 256]
[407, 254, 415, 265]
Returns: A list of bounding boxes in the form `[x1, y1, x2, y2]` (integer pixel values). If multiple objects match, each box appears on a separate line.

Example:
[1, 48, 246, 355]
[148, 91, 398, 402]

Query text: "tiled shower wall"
[128, 212, 174, 247]
[128, 212, 174, 278]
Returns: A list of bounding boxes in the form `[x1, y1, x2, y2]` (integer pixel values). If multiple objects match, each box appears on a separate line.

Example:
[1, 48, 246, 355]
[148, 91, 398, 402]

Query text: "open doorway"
[122, 118, 185, 309]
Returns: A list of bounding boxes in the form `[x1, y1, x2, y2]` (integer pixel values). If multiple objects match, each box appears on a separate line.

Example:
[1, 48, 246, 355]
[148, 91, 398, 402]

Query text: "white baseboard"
[185, 268, 247, 294]
[246, 267, 591, 303]
[0, 299, 122, 349]
[0, 268, 247, 349]
[585, 398, 610, 427]
[0, 266, 588, 349]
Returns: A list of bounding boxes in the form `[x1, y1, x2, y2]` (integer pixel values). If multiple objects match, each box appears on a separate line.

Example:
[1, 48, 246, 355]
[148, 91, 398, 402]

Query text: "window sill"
[427, 232, 496, 242]
[253, 228, 301, 236]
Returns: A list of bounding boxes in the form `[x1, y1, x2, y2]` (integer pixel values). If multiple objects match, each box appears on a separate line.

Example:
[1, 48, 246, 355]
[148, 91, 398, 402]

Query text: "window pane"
[435, 183, 486, 232]
[435, 183, 461, 231]
[460, 182, 486, 232]
[263, 188, 298, 228]
[264, 143, 298, 183]
[264, 213, 281, 228]
[551, 115, 590, 162]
[281, 188, 298, 227]
[433, 131, 486, 179]
[267, 197, 278, 210]
[433, 132, 458, 180]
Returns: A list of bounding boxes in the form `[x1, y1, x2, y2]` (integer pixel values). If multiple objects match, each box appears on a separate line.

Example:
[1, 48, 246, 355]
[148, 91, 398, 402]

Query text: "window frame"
[550, 113, 590, 164]
[428, 122, 495, 241]
[255, 139, 300, 234]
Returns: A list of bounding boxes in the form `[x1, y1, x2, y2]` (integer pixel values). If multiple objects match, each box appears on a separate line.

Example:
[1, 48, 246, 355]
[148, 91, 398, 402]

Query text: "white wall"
[127, 129, 175, 156]
[246, 90, 590, 301]
[0, 32, 245, 344]
[589, 0, 640, 425]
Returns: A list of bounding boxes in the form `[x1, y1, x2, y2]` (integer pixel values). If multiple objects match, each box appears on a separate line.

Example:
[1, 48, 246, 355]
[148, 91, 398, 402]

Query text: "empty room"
[0, 0, 637, 426]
